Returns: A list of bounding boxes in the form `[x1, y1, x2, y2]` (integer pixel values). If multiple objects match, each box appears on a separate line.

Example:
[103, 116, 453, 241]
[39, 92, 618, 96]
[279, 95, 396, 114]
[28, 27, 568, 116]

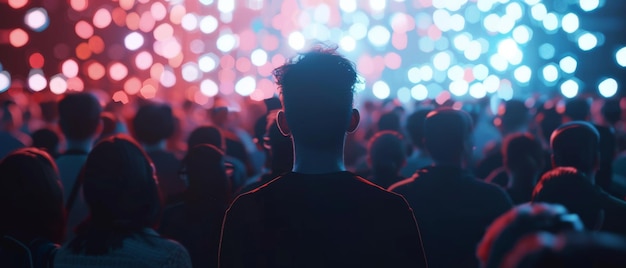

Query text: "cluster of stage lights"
[0, 0, 625, 105]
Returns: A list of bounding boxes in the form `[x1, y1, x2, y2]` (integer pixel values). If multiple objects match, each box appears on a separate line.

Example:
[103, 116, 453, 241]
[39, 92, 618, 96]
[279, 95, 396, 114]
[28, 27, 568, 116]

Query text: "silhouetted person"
[32, 128, 60, 158]
[0, 148, 66, 267]
[367, 130, 406, 189]
[187, 125, 247, 191]
[160, 144, 231, 268]
[56, 93, 102, 242]
[377, 111, 401, 132]
[210, 106, 255, 177]
[502, 231, 626, 268]
[532, 167, 604, 230]
[54, 135, 191, 267]
[219, 48, 427, 268]
[401, 109, 433, 177]
[133, 102, 185, 203]
[389, 108, 512, 268]
[476, 203, 583, 268]
[548, 122, 626, 234]
[476, 100, 530, 179]
[237, 114, 294, 195]
[486, 133, 545, 204]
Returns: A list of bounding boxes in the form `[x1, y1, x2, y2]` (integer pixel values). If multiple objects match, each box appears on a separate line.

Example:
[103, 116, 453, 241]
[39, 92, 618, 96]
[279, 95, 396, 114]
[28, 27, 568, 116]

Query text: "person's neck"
[65, 139, 94, 153]
[292, 140, 346, 174]
[143, 140, 166, 152]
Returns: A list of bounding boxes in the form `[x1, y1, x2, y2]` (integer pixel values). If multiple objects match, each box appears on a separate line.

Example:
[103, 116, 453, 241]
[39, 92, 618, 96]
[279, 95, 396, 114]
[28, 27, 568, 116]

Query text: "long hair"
[182, 144, 231, 213]
[69, 135, 162, 255]
[0, 148, 66, 244]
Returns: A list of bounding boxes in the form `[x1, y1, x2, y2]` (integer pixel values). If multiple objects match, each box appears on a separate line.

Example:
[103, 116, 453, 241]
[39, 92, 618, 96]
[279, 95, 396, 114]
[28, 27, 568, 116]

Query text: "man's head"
[132, 102, 175, 146]
[405, 109, 432, 150]
[423, 108, 473, 165]
[187, 126, 226, 152]
[550, 121, 599, 174]
[532, 166, 603, 230]
[58, 93, 102, 141]
[503, 133, 545, 182]
[564, 98, 591, 121]
[377, 112, 401, 132]
[499, 100, 529, 134]
[273, 48, 359, 149]
[367, 130, 406, 174]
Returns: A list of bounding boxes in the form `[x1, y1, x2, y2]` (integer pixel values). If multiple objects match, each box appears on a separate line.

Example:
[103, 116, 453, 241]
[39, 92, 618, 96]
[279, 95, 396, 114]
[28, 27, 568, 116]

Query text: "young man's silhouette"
[219, 48, 427, 268]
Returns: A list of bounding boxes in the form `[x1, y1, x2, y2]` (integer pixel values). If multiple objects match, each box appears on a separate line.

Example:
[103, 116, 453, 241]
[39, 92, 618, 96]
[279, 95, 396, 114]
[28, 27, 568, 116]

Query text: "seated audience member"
[0, 148, 66, 267]
[160, 144, 231, 268]
[532, 167, 603, 230]
[389, 108, 512, 268]
[502, 231, 626, 268]
[55, 93, 102, 242]
[486, 133, 545, 204]
[187, 126, 247, 191]
[548, 122, 626, 234]
[237, 115, 293, 195]
[133, 103, 185, 202]
[32, 128, 60, 158]
[54, 135, 191, 267]
[476, 100, 530, 179]
[366, 130, 407, 189]
[400, 108, 433, 177]
[476, 203, 584, 268]
[219, 48, 427, 268]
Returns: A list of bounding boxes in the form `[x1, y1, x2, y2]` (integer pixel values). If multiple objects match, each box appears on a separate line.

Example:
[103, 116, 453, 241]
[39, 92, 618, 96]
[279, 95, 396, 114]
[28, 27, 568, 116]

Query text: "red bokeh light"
[29, 52, 44, 69]
[9, 28, 29, 48]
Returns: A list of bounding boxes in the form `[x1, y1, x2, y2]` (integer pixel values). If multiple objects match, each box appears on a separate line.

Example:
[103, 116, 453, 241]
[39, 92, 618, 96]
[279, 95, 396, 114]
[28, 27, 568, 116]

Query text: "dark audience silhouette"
[389, 108, 512, 268]
[160, 144, 231, 268]
[0, 148, 66, 267]
[366, 130, 407, 189]
[54, 135, 191, 267]
[219, 48, 428, 268]
[133, 102, 186, 203]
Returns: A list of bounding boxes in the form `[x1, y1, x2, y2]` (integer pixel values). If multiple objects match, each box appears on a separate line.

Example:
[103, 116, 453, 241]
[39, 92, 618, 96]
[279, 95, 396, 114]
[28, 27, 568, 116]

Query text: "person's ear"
[347, 109, 360, 133]
[276, 110, 291, 137]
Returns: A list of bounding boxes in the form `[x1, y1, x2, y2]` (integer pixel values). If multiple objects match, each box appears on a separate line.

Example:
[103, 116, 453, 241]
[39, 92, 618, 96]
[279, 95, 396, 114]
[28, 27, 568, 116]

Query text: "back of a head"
[405, 109, 432, 149]
[0, 148, 65, 243]
[377, 112, 401, 132]
[423, 108, 473, 164]
[504, 231, 626, 268]
[187, 126, 225, 151]
[500, 100, 530, 133]
[368, 131, 406, 173]
[536, 107, 562, 144]
[564, 98, 591, 121]
[532, 167, 602, 230]
[184, 144, 231, 205]
[31, 129, 60, 156]
[503, 133, 544, 176]
[132, 103, 175, 145]
[476, 203, 583, 268]
[273, 47, 357, 147]
[550, 121, 599, 172]
[58, 93, 102, 141]
[83, 135, 161, 230]
[601, 99, 622, 125]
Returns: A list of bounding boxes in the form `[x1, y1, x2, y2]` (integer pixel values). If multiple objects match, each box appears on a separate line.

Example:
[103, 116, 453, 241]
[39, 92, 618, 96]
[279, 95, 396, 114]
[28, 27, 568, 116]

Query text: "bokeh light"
[598, 78, 618, 98]
[25, 8, 49, 32]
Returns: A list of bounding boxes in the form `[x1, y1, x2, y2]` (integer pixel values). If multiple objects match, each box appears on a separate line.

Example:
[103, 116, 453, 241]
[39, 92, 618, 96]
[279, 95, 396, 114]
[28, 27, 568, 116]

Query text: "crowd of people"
[1, 47, 626, 267]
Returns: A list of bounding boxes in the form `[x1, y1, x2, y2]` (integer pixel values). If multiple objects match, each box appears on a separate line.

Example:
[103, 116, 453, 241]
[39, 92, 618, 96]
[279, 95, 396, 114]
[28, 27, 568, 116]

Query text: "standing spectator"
[56, 93, 102, 241]
[133, 103, 185, 203]
[54, 135, 191, 267]
[367, 130, 407, 189]
[0, 148, 66, 267]
[219, 48, 427, 268]
[390, 108, 512, 268]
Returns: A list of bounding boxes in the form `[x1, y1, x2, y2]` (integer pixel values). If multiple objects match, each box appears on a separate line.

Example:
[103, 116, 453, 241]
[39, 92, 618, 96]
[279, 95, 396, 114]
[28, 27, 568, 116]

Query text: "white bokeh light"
[560, 79, 580, 98]
[217, 33, 237, 52]
[372, 81, 391, 99]
[288, 32, 306, 50]
[559, 56, 578, 74]
[339, 36, 356, 52]
[367, 26, 391, 47]
[181, 63, 201, 82]
[578, 32, 598, 51]
[181, 14, 198, 31]
[562, 13, 580, 34]
[598, 78, 618, 98]
[199, 54, 218, 72]
[542, 64, 560, 83]
[411, 84, 428, 100]
[235, 76, 256, 96]
[250, 49, 268, 66]
[513, 65, 532, 84]
[200, 79, 218, 97]
[124, 32, 144, 51]
[433, 52, 451, 71]
[617, 47, 626, 67]
[0, 71, 10, 93]
[28, 70, 47, 92]
[199, 16, 218, 34]
[449, 80, 469, 96]
[580, 0, 600, 12]
[49, 75, 67, 95]
[25, 8, 48, 32]
[469, 82, 487, 99]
